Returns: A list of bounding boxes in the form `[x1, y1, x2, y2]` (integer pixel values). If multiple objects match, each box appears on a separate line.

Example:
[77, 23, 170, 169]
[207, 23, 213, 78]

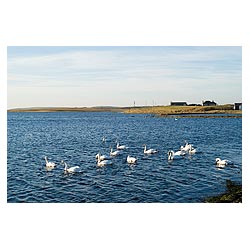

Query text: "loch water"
[7, 112, 242, 203]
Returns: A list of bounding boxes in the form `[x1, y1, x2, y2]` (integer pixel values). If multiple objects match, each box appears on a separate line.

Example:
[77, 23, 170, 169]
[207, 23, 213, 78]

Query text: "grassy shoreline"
[8, 104, 242, 115]
[204, 180, 242, 203]
[123, 104, 242, 115]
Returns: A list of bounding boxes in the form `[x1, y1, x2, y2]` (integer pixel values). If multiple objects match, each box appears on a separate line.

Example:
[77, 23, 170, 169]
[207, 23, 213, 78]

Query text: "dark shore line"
[204, 180, 242, 203]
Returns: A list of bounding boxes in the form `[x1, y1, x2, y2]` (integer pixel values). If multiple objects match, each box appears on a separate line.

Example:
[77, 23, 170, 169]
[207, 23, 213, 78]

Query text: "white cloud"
[7, 47, 242, 108]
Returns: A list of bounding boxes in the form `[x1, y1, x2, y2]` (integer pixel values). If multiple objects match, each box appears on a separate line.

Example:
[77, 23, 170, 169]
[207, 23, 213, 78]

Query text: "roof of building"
[203, 100, 217, 105]
[170, 101, 187, 105]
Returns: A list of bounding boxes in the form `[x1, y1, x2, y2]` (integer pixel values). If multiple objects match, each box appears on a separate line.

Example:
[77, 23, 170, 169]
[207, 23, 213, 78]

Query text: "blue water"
[7, 112, 242, 203]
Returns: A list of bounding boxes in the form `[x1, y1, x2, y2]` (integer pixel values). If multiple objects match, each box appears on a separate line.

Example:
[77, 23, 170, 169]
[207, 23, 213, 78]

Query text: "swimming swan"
[61, 160, 80, 174]
[116, 142, 127, 150]
[215, 158, 232, 166]
[96, 154, 113, 167]
[143, 145, 158, 154]
[45, 156, 56, 169]
[110, 147, 121, 156]
[180, 141, 192, 152]
[188, 147, 196, 155]
[127, 155, 137, 164]
[95, 152, 111, 161]
[168, 150, 184, 160]
[174, 150, 186, 156]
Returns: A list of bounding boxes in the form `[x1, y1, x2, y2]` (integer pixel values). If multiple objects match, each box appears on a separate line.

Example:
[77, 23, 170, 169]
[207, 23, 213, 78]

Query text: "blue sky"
[7, 46, 242, 108]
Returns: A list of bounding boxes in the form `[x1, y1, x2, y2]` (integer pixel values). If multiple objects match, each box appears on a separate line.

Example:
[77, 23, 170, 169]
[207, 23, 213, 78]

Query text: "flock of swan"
[44, 138, 232, 174]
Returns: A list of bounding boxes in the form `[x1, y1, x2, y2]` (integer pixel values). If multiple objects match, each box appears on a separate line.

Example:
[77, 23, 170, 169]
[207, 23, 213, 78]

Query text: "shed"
[170, 102, 187, 106]
[234, 103, 242, 110]
[202, 100, 217, 106]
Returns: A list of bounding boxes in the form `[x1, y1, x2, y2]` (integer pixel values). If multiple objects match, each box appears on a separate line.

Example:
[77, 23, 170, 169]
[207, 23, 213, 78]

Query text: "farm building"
[188, 103, 201, 106]
[202, 100, 217, 106]
[170, 101, 187, 106]
[234, 103, 242, 110]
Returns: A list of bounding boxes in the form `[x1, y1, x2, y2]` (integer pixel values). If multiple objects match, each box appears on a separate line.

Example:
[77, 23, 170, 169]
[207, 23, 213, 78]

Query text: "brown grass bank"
[8, 104, 242, 115]
[123, 105, 242, 115]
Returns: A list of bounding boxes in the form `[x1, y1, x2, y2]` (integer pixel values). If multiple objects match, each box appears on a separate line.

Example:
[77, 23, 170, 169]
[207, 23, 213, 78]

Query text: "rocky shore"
[204, 180, 242, 203]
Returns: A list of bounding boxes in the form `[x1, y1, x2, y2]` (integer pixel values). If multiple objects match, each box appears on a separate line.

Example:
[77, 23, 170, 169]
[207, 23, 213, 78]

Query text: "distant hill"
[7, 106, 125, 112]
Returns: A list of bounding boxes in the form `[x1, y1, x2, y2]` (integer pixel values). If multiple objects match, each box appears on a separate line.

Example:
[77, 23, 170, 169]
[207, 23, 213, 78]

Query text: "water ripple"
[8, 112, 242, 202]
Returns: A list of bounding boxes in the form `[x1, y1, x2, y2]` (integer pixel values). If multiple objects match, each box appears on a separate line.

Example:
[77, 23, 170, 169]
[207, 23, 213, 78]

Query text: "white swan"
[95, 152, 111, 161]
[45, 156, 56, 169]
[61, 160, 80, 174]
[96, 154, 113, 167]
[180, 141, 192, 152]
[102, 136, 106, 143]
[188, 147, 196, 155]
[127, 155, 137, 164]
[215, 158, 231, 166]
[174, 149, 186, 156]
[110, 147, 120, 156]
[168, 150, 183, 160]
[143, 144, 158, 154]
[116, 142, 127, 150]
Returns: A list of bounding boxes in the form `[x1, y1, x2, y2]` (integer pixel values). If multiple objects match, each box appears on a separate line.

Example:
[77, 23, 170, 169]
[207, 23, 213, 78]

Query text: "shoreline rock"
[204, 180, 242, 203]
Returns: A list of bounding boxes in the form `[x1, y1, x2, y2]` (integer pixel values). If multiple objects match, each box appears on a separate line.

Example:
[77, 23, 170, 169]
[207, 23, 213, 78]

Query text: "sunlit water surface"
[8, 112, 242, 202]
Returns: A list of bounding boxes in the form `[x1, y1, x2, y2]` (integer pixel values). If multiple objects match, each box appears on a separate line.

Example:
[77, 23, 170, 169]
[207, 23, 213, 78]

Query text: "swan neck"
[64, 162, 67, 170]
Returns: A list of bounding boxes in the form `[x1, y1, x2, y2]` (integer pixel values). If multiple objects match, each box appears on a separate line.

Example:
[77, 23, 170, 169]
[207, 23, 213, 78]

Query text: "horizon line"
[7, 102, 241, 111]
